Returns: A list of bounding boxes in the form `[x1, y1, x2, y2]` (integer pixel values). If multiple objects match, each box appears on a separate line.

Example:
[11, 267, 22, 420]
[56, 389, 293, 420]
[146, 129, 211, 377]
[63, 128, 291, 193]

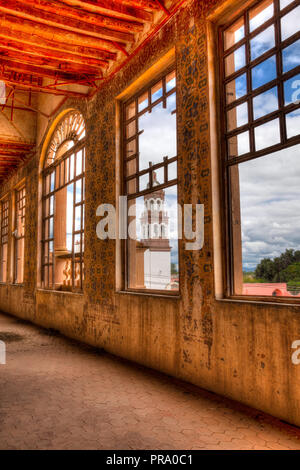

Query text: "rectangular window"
[221, 0, 300, 298]
[14, 186, 25, 284]
[122, 68, 179, 293]
[0, 199, 9, 283]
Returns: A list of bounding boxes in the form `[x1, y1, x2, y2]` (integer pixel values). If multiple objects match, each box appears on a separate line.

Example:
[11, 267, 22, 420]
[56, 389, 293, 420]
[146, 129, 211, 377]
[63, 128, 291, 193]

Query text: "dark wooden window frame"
[41, 140, 85, 292]
[219, 0, 300, 303]
[121, 65, 180, 296]
[13, 185, 26, 285]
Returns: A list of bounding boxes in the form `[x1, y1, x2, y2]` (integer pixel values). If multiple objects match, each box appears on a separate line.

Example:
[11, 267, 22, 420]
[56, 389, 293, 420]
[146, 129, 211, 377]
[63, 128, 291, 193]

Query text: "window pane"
[151, 80, 163, 103]
[286, 109, 300, 138]
[126, 139, 136, 158]
[251, 55, 276, 89]
[282, 40, 300, 73]
[139, 173, 149, 191]
[224, 17, 245, 50]
[127, 178, 136, 195]
[280, 0, 294, 8]
[126, 159, 137, 177]
[228, 131, 250, 158]
[253, 86, 278, 119]
[225, 45, 246, 76]
[284, 73, 300, 105]
[250, 25, 275, 60]
[226, 73, 247, 104]
[126, 121, 136, 139]
[126, 101, 136, 120]
[138, 96, 177, 171]
[281, 5, 300, 41]
[227, 102, 248, 131]
[168, 161, 177, 181]
[249, 0, 274, 32]
[254, 118, 281, 150]
[166, 71, 176, 92]
[75, 179, 82, 203]
[127, 185, 179, 291]
[231, 144, 300, 297]
[138, 92, 148, 112]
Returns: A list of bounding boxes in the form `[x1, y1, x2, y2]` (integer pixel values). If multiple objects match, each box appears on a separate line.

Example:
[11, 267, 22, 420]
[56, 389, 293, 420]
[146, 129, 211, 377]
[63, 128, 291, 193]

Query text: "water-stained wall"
[0, 0, 299, 427]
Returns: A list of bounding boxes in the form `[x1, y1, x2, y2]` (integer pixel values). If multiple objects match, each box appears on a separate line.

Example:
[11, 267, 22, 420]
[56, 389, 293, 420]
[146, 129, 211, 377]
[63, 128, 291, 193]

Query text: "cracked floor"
[0, 311, 300, 450]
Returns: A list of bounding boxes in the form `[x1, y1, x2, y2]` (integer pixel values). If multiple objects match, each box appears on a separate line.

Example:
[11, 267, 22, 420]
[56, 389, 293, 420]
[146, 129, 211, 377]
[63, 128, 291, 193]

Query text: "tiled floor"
[0, 311, 299, 450]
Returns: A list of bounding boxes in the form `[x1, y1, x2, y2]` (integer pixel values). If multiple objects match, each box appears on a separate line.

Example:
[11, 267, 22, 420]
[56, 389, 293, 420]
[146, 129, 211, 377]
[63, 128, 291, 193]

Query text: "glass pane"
[231, 144, 300, 297]
[254, 118, 281, 150]
[225, 45, 246, 76]
[286, 109, 300, 138]
[228, 131, 250, 158]
[282, 40, 300, 73]
[250, 25, 275, 60]
[139, 173, 149, 191]
[126, 101, 136, 120]
[75, 206, 81, 232]
[49, 217, 53, 239]
[280, 0, 294, 8]
[76, 151, 83, 176]
[50, 172, 55, 192]
[126, 139, 136, 158]
[251, 55, 276, 89]
[127, 185, 179, 291]
[227, 102, 248, 131]
[226, 73, 247, 104]
[151, 80, 163, 103]
[70, 154, 74, 180]
[166, 71, 176, 92]
[249, 0, 274, 32]
[168, 161, 177, 181]
[127, 178, 136, 195]
[224, 17, 245, 50]
[50, 196, 54, 215]
[153, 167, 164, 185]
[126, 159, 136, 177]
[75, 179, 82, 203]
[126, 121, 136, 139]
[281, 5, 300, 40]
[138, 96, 177, 171]
[284, 73, 300, 105]
[138, 92, 148, 112]
[253, 86, 278, 119]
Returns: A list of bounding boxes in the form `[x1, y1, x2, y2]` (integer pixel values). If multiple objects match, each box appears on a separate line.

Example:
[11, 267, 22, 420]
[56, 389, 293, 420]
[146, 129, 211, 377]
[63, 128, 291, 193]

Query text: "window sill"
[116, 290, 181, 300]
[216, 296, 300, 308]
[36, 288, 84, 296]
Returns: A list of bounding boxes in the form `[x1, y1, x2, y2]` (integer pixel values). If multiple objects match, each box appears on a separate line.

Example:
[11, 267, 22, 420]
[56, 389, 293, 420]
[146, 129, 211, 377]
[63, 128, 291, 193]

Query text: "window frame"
[0, 197, 9, 284]
[13, 185, 26, 285]
[41, 124, 86, 293]
[121, 64, 180, 296]
[219, 0, 300, 303]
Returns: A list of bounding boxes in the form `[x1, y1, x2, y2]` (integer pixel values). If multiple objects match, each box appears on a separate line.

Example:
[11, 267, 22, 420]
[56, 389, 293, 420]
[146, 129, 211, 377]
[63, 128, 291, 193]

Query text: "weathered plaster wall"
[0, 0, 299, 427]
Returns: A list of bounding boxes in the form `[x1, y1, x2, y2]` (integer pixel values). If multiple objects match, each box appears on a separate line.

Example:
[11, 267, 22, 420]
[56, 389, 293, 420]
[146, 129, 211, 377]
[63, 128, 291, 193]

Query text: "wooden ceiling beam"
[0, 50, 102, 76]
[0, 16, 123, 52]
[0, 39, 109, 69]
[18, 0, 144, 33]
[1, 60, 81, 82]
[0, 26, 117, 61]
[0, 140, 34, 149]
[2, 79, 89, 98]
[0, 1, 135, 44]
[61, 0, 154, 22]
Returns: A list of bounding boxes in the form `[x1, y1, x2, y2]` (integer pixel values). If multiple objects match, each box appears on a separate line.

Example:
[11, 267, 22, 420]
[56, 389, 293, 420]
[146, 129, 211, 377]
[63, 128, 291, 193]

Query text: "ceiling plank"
[0, 16, 123, 52]
[1, 60, 82, 81]
[61, 0, 154, 22]
[0, 49, 102, 75]
[0, 25, 117, 61]
[2, 79, 89, 98]
[0, 1, 135, 43]
[0, 39, 109, 69]
[18, 0, 144, 33]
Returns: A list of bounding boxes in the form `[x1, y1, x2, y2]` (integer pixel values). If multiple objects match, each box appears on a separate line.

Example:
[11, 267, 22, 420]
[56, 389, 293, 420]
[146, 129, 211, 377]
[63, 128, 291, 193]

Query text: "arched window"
[42, 111, 85, 291]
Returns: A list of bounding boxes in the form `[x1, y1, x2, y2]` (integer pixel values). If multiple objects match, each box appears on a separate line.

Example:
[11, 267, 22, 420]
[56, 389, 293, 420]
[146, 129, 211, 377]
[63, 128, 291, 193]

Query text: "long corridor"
[0, 311, 299, 451]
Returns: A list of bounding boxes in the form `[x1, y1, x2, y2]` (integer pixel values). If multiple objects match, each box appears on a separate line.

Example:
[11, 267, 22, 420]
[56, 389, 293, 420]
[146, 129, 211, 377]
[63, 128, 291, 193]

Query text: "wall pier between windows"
[0, 0, 299, 429]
